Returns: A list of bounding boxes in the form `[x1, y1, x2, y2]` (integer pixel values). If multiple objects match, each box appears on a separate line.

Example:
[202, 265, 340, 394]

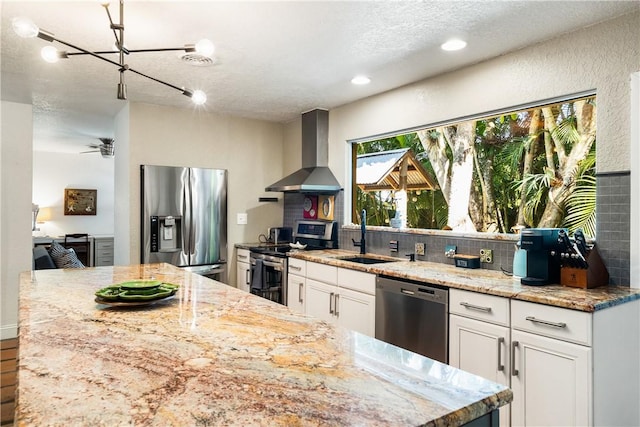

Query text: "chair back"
[63, 234, 90, 265]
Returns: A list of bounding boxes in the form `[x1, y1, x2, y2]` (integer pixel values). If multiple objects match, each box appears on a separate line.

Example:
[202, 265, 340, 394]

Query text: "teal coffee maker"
[519, 228, 565, 286]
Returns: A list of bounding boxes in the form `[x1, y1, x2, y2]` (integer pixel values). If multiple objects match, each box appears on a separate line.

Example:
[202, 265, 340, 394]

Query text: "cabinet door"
[287, 273, 306, 314]
[450, 314, 510, 427]
[305, 279, 336, 324]
[236, 261, 251, 292]
[511, 329, 591, 427]
[336, 287, 375, 337]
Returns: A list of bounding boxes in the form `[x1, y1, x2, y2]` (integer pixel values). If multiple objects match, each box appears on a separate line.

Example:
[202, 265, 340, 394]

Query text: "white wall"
[282, 12, 639, 223]
[632, 71, 640, 290]
[1, 101, 33, 340]
[113, 104, 130, 265]
[32, 151, 114, 238]
[122, 103, 285, 284]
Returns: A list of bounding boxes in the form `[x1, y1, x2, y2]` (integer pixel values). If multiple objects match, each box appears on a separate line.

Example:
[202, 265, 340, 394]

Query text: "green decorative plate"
[95, 294, 175, 308]
[118, 280, 163, 290]
[95, 281, 180, 304]
[118, 288, 176, 301]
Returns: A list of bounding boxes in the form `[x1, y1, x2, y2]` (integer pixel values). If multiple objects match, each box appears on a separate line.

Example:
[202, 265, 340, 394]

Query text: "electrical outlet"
[480, 248, 493, 263]
[415, 243, 425, 256]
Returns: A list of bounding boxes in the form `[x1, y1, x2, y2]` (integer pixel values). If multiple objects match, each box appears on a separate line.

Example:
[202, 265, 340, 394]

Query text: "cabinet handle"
[460, 302, 492, 313]
[525, 316, 567, 329]
[511, 341, 519, 377]
[497, 337, 505, 372]
[329, 292, 335, 314]
[238, 254, 248, 260]
[298, 282, 303, 303]
[335, 294, 339, 317]
[245, 270, 250, 285]
[401, 288, 415, 295]
[290, 265, 302, 271]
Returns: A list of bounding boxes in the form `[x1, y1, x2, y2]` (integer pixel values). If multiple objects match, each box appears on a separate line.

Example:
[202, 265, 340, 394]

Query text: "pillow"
[33, 246, 57, 270]
[48, 241, 85, 269]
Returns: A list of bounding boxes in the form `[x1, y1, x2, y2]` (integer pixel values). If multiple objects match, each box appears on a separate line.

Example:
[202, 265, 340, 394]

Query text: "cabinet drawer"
[237, 249, 250, 263]
[288, 258, 306, 276]
[94, 255, 114, 267]
[450, 289, 510, 326]
[512, 300, 592, 346]
[337, 268, 375, 295]
[306, 262, 337, 284]
[95, 241, 114, 251]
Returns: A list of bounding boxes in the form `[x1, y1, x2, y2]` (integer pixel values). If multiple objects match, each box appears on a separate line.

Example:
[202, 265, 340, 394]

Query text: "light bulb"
[12, 17, 39, 38]
[195, 39, 215, 57]
[441, 39, 467, 51]
[191, 90, 207, 105]
[351, 75, 371, 85]
[41, 46, 60, 63]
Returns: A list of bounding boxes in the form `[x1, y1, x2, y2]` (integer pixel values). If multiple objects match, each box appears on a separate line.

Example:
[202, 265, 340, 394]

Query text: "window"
[352, 94, 597, 237]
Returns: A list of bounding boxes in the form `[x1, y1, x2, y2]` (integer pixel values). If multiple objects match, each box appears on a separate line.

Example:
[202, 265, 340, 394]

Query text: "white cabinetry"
[450, 289, 640, 427]
[306, 278, 335, 323]
[93, 237, 114, 266]
[287, 258, 306, 314]
[449, 289, 510, 427]
[236, 249, 251, 292]
[298, 261, 376, 337]
[510, 300, 592, 427]
[336, 267, 375, 337]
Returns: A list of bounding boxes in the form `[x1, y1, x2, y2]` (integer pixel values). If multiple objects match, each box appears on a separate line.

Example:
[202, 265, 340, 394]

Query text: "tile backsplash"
[282, 172, 631, 286]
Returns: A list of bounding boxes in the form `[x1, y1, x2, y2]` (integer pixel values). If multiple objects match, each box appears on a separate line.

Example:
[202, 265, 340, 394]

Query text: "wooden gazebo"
[356, 148, 438, 192]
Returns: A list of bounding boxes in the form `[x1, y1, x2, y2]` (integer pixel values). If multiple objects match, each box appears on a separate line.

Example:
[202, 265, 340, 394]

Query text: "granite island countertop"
[17, 263, 511, 426]
[288, 249, 640, 312]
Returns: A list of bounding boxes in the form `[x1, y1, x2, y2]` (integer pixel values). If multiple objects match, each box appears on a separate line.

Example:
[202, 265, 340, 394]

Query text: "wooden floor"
[1, 338, 18, 426]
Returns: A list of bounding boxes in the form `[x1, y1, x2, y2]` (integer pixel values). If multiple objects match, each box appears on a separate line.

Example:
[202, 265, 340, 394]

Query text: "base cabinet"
[306, 278, 335, 323]
[510, 329, 591, 427]
[287, 273, 306, 314]
[236, 249, 251, 292]
[449, 292, 510, 427]
[305, 278, 375, 336]
[287, 258, 306, 314]
[292, 261, 376, 337]
[334, 286, 375, 337]
[451, 289, 640, 427]
[93, 237, 114, 266]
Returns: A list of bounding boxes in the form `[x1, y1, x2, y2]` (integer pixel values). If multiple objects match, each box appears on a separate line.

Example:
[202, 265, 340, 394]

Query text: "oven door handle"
[262, 260, 283, 271]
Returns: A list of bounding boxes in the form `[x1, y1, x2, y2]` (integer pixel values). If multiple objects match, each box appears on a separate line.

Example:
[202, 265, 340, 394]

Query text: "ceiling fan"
[80, 138, 115, 158]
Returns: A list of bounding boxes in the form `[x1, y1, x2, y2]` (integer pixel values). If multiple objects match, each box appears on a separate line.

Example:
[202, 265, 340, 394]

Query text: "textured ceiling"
[1, 1, 638, 153]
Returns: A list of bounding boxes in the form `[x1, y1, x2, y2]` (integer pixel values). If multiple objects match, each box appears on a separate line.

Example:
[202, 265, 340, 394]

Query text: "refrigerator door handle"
[182, 169, 192, 261]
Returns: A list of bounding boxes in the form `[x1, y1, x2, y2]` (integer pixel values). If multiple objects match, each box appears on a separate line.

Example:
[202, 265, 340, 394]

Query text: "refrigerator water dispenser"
[150, 215, 182, 252]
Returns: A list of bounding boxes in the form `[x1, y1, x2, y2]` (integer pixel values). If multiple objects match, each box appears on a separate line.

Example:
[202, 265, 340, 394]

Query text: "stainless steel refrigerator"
[140, 165, 227, 282]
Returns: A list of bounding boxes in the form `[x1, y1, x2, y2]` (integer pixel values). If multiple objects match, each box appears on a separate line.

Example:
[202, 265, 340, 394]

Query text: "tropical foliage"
[354, 96, 597, 237]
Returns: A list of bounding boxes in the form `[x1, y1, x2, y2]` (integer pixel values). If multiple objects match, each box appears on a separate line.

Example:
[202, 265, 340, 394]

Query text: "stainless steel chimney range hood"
[266, 109, 342, 193]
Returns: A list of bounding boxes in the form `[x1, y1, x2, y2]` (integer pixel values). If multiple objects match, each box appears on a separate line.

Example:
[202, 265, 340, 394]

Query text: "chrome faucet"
[352, 209, 366, 254]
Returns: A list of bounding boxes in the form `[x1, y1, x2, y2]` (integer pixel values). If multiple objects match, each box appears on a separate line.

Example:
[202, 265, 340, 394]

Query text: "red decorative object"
[303, 195, 318, 219]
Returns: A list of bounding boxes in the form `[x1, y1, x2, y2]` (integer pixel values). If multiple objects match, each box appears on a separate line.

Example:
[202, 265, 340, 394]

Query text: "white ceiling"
[1, 1, 638, 153]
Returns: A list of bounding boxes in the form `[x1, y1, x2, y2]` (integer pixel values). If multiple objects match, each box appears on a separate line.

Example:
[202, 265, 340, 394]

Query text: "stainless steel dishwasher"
[375, 275, 449, 363]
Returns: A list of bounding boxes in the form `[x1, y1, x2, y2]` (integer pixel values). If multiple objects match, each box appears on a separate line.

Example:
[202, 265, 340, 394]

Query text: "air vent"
[180, 53, 215, 66]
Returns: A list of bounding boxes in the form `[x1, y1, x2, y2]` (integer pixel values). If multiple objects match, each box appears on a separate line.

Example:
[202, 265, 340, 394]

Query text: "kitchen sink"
[338, 256, 397, 265]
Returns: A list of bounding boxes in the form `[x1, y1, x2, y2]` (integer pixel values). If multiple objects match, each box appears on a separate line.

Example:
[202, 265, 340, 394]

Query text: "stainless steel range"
[248, 220, 338, 305]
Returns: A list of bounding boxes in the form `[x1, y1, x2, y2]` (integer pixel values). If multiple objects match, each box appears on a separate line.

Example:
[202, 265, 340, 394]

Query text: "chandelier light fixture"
[12, 0, 210, 105]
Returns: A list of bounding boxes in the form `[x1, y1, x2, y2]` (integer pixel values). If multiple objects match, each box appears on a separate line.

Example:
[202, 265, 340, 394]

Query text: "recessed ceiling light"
[351, 75, 371, 85]
[441, 39, 467, 51]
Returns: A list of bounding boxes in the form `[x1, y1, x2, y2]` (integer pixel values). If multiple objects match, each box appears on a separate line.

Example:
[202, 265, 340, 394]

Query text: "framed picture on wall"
[64, 188, 97, 215]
